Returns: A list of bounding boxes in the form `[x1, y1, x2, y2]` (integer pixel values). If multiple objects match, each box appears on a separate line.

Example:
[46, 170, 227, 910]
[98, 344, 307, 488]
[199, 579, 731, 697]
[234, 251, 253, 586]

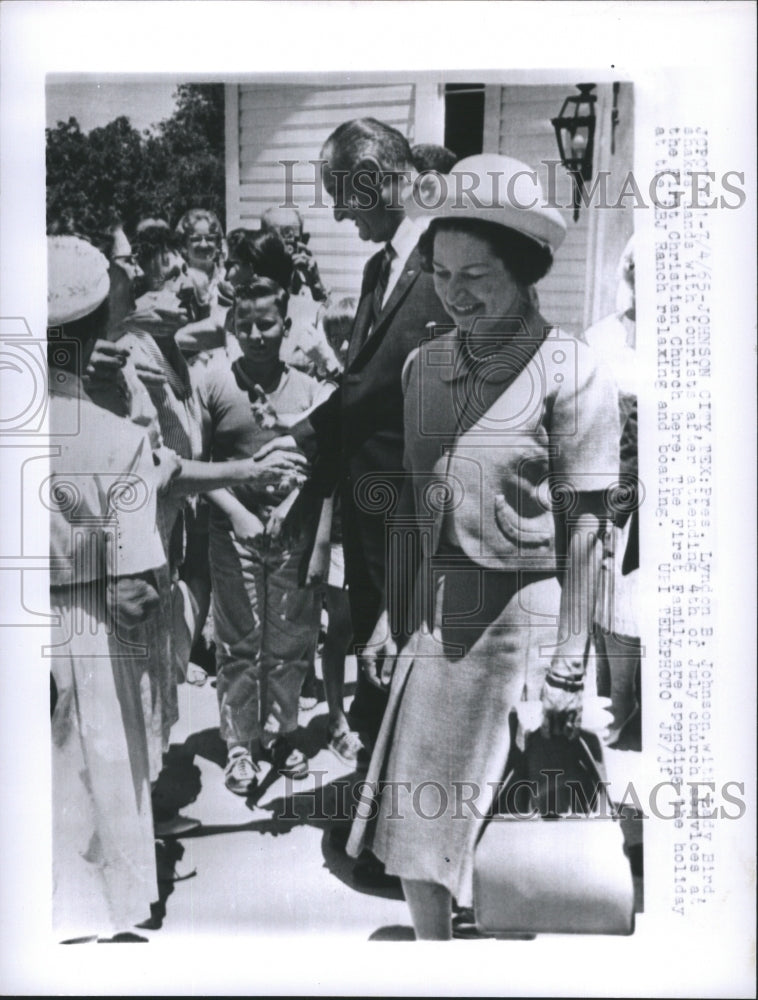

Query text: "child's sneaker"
[327, 726, 365, 766]
[224, 747, 260, 795]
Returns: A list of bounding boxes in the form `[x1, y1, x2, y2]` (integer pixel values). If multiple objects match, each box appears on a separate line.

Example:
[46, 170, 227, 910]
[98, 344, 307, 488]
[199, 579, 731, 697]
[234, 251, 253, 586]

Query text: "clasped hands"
[227, 492, 301, 549]
[229, 436, 309, 547]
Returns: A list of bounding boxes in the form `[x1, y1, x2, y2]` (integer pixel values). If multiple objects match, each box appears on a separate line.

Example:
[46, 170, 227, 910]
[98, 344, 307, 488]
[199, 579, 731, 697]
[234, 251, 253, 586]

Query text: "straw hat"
[406, 153, 567, 253]
[47, 235, 109, 326]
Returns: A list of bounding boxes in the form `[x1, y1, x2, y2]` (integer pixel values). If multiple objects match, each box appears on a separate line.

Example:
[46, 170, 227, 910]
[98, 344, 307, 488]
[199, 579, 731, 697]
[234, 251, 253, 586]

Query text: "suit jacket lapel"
[346, 247, 423, 370]
[374, 246, 422, 334]
[346, 248, 384, 368]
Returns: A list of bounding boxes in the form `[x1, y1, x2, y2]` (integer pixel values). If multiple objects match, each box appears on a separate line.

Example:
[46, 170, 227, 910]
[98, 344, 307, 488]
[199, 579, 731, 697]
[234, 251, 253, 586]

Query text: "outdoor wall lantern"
[551, 83, 597, 221]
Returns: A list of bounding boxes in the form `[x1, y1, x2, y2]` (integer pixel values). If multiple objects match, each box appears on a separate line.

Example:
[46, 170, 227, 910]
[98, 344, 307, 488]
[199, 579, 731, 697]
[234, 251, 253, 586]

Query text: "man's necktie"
[369, 241, 395, 333]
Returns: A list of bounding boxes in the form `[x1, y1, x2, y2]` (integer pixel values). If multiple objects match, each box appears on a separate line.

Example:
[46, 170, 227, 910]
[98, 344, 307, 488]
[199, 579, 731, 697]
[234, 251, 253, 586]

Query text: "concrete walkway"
[143, 657, 413, 941]
[141, 657, 642, 944]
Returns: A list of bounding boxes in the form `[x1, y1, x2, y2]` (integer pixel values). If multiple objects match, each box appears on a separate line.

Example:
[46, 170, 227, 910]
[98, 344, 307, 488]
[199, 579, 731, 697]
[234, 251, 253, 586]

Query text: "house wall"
[587, 82, 635, 324]
[226, 81, 420, 299]
[485, 83, 633, 335]
[226, 80, 634, 327]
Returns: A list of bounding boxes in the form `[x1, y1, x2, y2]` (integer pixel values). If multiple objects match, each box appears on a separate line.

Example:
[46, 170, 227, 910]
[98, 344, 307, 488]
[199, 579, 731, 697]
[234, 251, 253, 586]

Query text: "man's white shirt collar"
[381, 214, 425, 306]
[388, 214, 424, 267]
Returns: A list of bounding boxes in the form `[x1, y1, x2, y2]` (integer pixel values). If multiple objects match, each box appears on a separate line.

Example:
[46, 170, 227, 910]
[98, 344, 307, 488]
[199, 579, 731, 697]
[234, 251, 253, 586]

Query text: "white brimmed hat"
[47, 236, 110, 326]
[406, 153, 567, 253]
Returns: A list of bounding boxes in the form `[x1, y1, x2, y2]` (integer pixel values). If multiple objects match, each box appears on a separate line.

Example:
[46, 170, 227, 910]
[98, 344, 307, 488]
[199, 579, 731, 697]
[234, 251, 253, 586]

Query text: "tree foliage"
[46, 84, 226, 239]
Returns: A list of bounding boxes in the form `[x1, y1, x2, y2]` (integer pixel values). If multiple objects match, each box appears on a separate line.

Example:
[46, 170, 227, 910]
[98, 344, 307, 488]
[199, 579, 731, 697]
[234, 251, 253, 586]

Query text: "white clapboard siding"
[487, 85, 595, 335]
[238, 84, 416, 113]
[229, 83, 417, 298]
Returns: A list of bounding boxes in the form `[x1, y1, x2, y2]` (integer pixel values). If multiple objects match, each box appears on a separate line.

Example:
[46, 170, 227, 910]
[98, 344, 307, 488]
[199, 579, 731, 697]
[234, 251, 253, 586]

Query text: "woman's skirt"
[347, 563, 561, 907]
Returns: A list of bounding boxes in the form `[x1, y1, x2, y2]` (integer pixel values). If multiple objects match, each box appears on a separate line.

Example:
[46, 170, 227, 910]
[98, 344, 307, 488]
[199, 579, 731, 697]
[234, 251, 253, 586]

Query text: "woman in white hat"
[346, 155, 621, 938]
[47, 237, 311, 937]
[48, 235, 172, 940]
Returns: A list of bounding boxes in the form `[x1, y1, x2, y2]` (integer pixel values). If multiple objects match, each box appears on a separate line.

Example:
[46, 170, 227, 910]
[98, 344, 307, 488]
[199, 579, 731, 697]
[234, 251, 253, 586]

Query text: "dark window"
[444, 84, 485, 159]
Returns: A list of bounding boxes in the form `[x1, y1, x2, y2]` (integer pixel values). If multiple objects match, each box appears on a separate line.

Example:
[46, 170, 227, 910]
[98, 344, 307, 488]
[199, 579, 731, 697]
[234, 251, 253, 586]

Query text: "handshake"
[228, 436, 309, 547]
[242, 435, 309, 494]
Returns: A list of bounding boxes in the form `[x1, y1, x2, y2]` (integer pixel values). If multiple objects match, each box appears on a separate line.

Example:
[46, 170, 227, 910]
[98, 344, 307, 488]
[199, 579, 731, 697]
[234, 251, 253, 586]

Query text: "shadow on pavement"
[180, 727, 228, 769]
[152, 745, 203, 822]
[151, 713, 403, 917]
[368, 925, 416, 941]
[138, 839, 196, 931]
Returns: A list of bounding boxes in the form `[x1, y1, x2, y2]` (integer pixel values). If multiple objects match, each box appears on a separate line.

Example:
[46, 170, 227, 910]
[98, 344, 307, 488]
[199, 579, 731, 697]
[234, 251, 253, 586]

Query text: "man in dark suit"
[306, 119, 451, 750]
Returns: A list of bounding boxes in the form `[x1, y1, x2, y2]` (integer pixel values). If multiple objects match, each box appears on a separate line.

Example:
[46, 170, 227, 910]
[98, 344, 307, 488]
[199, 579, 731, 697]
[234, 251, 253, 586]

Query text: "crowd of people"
[48, 118, 638, 942]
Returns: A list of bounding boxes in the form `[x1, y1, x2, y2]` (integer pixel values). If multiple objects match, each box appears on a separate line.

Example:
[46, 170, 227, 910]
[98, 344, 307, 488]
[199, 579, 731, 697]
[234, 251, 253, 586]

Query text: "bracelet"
[545, 673, 584, 694]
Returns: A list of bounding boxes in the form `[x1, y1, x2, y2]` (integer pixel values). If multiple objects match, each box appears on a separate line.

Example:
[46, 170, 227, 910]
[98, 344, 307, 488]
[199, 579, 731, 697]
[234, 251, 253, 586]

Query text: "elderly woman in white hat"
[47, 238, 312, 938]
[347, 155, 620, 939]
[47, 236, 171, 940]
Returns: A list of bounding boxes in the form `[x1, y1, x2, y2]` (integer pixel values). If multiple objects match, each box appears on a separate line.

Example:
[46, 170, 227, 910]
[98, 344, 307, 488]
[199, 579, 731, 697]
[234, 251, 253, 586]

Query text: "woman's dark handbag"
[473, 732, 635, 936]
